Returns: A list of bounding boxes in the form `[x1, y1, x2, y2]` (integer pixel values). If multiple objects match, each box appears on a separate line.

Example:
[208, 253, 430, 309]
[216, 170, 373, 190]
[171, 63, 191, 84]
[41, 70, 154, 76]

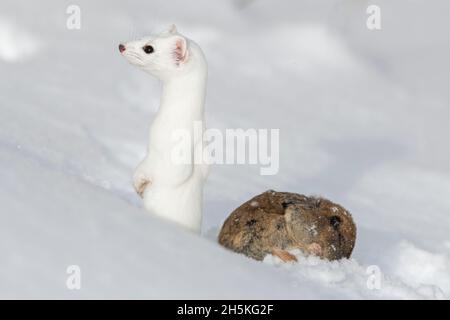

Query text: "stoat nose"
[119, 44, 126, 53]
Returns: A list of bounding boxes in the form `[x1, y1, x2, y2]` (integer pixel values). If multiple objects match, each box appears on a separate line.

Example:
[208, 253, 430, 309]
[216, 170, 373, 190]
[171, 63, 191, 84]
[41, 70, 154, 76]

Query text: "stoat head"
[119, 25, 206, 81]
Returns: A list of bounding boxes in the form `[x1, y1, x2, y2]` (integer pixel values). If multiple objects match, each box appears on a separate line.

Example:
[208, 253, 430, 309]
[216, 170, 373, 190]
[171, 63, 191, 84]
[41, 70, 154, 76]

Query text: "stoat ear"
[168, 24, 178, 34]
[174, 36, 189, 66]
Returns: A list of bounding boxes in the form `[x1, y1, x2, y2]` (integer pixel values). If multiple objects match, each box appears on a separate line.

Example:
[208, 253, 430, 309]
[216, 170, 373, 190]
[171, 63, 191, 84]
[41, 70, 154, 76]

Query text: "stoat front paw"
[133, 173, 151, 198]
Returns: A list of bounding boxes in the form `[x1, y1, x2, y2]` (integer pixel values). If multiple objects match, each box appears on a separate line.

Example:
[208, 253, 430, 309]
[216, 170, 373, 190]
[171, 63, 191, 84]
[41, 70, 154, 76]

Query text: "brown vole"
[218, 190, 356, 262]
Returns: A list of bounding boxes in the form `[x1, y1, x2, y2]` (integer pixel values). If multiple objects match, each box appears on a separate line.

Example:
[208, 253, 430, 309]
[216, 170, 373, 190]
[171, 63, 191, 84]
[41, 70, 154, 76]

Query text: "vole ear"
[174, 36, 189, 66]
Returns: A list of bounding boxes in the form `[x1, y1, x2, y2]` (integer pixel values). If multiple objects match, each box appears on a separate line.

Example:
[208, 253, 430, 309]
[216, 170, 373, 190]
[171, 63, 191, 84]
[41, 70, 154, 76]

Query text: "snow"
[1, 0, 449, 299]
[0, 19, 41, 63]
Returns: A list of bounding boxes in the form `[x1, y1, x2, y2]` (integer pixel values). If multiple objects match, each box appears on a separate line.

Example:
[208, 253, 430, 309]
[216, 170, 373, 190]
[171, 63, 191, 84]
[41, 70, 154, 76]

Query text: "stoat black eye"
[142, 45, 154, 54]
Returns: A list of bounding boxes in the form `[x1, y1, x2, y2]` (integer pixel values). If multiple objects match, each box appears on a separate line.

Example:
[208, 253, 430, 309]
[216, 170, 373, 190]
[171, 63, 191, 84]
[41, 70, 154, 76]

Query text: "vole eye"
[142, 45, 154, 54]
[330, 216, 341, 229]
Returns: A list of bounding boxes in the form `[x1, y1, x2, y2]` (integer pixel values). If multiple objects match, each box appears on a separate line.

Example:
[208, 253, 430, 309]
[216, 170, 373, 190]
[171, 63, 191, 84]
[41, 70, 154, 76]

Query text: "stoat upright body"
[120, 25, 208, 233]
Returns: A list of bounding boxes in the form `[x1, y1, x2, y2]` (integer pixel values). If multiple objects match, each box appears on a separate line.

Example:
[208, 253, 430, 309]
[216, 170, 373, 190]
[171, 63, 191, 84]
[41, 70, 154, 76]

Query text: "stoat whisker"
[125, 52, 144, 62]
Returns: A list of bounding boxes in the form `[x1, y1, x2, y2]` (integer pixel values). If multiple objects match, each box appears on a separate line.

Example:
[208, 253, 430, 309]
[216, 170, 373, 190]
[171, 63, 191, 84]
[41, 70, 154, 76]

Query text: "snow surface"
[1, 0, 449, 299]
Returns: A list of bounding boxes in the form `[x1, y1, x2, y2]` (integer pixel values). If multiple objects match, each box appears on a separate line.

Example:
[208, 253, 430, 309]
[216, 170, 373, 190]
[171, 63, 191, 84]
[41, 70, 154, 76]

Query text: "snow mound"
[264, 250, 445, 299]
[0, 18, 41, 63]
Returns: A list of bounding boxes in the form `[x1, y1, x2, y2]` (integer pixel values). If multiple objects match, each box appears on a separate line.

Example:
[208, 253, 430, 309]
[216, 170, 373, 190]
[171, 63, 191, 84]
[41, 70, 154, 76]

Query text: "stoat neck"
[158, 72, 207, 121]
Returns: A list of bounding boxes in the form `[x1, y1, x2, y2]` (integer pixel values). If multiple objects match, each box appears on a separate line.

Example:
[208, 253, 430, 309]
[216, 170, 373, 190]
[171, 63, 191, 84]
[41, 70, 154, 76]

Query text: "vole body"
[218, 190, 356, 261]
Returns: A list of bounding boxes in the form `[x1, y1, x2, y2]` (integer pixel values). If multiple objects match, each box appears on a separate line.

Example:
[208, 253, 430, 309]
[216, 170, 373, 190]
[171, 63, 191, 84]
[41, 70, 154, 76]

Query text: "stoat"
[119, 25, 208, 233]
